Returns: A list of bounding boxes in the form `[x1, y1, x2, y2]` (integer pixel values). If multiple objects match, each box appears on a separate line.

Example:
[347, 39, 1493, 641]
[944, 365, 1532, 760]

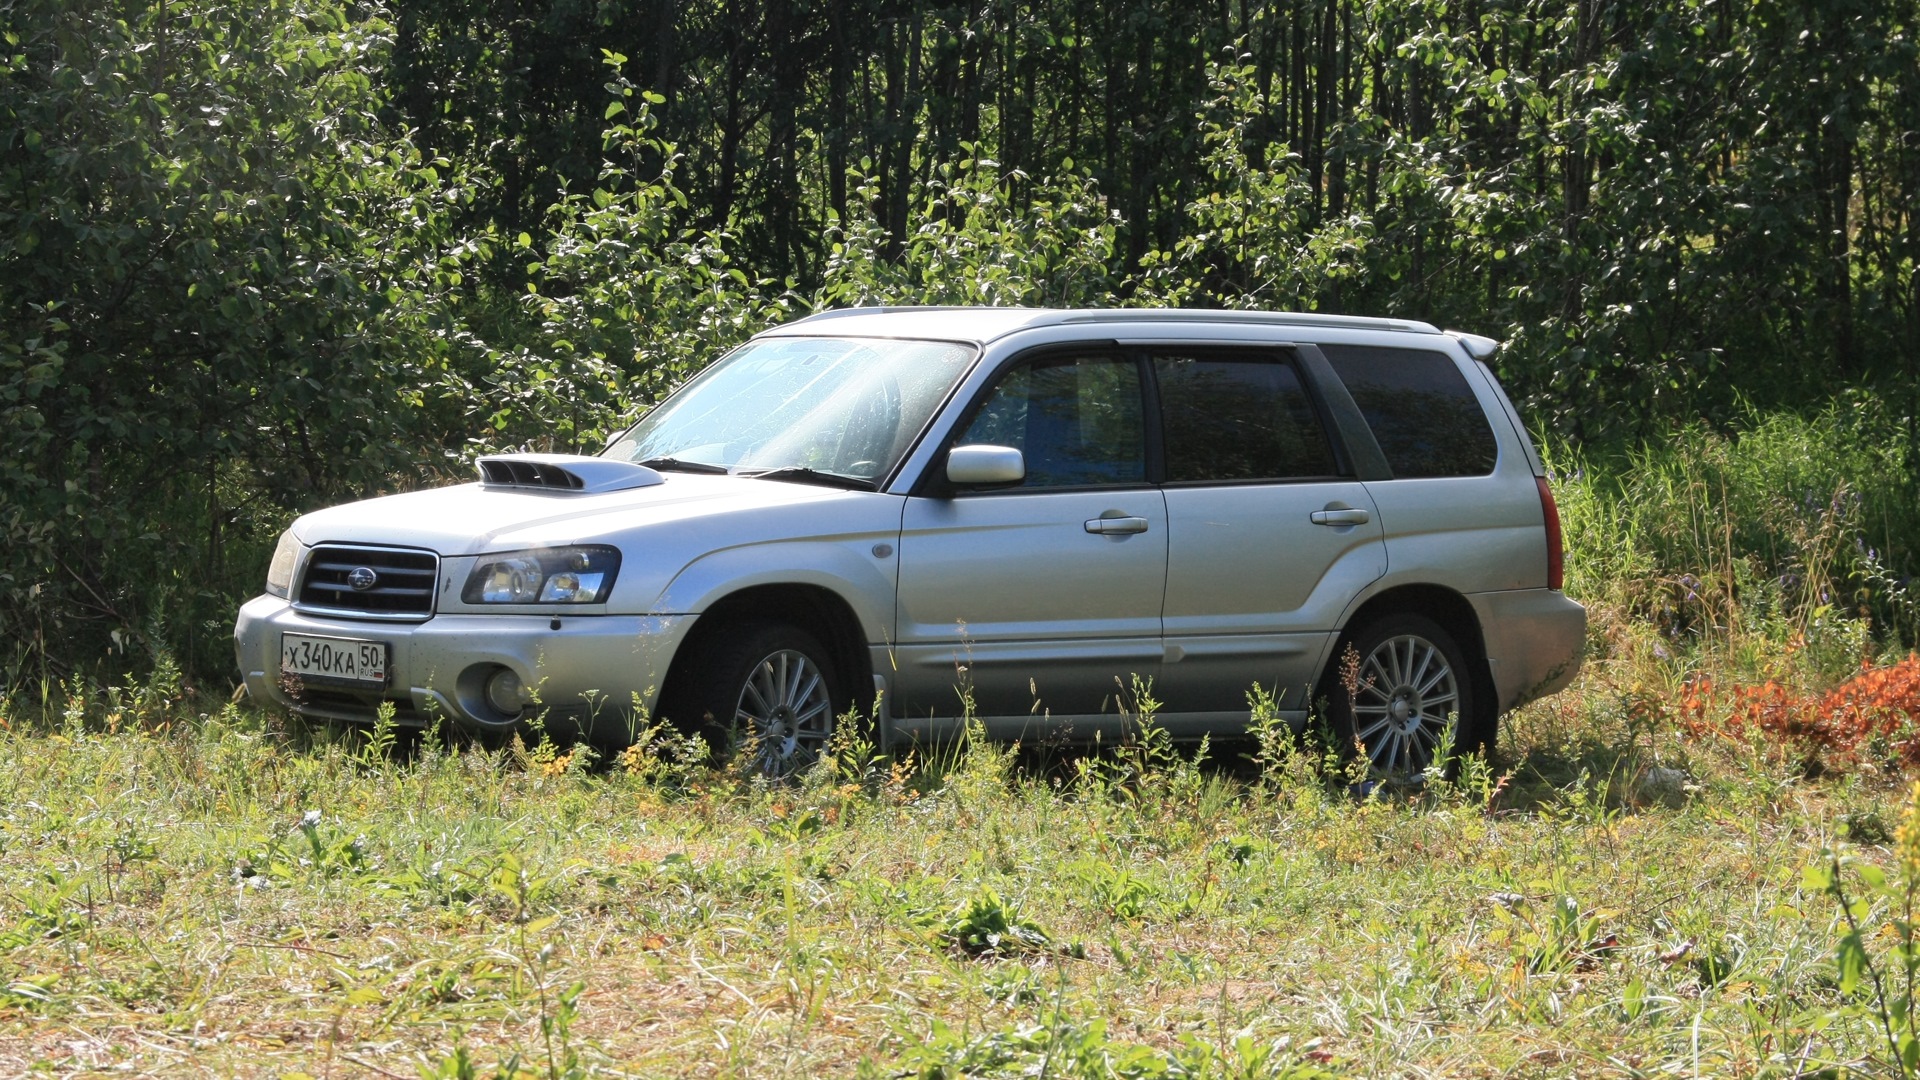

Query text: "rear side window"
[1320, 344, 1498, 478]
[1153, 351, 1335, 482]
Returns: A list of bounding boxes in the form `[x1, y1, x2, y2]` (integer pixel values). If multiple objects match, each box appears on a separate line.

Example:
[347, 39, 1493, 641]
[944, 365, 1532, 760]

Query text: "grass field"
[3, 644, 1917, 1078]
[6, 413, 1920, 1077]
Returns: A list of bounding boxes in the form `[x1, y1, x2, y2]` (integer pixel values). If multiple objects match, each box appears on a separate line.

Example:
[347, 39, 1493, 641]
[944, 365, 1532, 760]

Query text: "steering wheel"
[833, 371, 904, 476]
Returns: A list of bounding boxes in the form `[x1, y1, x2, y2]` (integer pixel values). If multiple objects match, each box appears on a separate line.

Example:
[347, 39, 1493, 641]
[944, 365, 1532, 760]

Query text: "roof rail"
[783, 305, 1025, 326]
[775, 305, 1447, 337]
[1053, 309, 1441, 334]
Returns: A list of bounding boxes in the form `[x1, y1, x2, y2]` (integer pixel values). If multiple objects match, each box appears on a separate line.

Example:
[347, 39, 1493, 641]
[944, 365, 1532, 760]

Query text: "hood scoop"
[476, 453, 665, 494]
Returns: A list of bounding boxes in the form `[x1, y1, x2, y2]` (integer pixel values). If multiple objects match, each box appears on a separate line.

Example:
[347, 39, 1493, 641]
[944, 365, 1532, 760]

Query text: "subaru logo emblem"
[347, 566, 378, 591]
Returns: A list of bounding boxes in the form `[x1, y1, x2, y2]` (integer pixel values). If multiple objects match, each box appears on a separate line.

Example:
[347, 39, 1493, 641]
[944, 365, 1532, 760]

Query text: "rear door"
[1151, 345, 1387, 713]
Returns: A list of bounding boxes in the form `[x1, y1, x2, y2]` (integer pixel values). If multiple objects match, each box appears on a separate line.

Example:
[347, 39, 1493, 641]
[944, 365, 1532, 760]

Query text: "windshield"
[603, 336, 977, 485]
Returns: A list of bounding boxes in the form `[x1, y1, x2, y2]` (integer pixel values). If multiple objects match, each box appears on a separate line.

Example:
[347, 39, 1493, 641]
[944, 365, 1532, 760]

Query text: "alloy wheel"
[1348, 632, 1461, 781]
[734, 647, 834, 778]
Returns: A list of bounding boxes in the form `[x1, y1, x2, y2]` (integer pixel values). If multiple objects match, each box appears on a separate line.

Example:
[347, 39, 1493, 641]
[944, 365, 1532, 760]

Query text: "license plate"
[281, 633, 388, 687]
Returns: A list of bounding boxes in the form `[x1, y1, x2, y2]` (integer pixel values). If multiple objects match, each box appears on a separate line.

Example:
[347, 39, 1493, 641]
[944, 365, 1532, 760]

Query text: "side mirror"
[945, 444, 1025, 487]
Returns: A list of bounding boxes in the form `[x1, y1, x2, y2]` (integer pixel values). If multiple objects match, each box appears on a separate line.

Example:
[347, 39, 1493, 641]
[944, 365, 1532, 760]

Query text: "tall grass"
[2, 681, 1916, 1076]
[1551, 400, 1920, 684]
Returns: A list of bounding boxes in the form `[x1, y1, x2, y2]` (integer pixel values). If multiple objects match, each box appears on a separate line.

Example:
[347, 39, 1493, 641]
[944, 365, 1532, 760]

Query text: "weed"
[1806, 780, 1920, 1077]
[614, 698, 711, 790]
[941, 885, 1054, 957]
[889, 1013, 1339, 1079]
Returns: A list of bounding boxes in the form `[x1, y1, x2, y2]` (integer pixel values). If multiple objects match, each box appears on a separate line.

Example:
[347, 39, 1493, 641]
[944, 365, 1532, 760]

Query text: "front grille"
[293, 688, 431, 726]
[296, 544, 438, 619]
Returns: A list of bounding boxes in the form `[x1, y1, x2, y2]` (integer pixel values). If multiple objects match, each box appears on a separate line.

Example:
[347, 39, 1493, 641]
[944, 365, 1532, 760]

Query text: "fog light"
[484, 667, 524, 716]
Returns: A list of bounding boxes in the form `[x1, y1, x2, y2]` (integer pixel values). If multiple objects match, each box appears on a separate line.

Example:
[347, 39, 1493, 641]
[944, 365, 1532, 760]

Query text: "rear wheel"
[1324, 614, 1479, 784]
[663, 622, 844, 778]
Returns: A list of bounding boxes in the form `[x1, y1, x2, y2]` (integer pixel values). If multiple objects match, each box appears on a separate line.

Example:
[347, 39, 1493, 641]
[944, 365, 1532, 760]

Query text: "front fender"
[653, 538, 898, 644]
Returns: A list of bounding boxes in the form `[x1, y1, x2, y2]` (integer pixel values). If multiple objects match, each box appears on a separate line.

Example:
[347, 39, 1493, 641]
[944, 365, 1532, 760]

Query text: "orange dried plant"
[1679, 655, 1920, 768]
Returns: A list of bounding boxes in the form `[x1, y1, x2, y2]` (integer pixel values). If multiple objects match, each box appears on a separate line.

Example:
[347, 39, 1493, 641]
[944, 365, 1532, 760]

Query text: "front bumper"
[234, 595, 691, 738]
[1468, 588, 1587, 711]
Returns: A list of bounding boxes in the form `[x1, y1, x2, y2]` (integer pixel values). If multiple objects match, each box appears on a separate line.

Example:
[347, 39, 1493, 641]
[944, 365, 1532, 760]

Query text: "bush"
[1551, 401, 1920, 664]
[1, 0, 483, 685]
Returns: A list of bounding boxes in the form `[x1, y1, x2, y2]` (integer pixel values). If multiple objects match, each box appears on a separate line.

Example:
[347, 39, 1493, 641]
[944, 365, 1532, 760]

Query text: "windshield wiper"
[735, 466, 877, 491]
[634, 456, 729, 475]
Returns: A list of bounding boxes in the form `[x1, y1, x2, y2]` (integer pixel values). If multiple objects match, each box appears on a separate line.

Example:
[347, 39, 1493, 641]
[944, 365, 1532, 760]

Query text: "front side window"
[1154, 350, 1336, 482]
[604, 336, 976, 484]
[955, 352, 1146, 488]
[1321, 344, 1498, 478]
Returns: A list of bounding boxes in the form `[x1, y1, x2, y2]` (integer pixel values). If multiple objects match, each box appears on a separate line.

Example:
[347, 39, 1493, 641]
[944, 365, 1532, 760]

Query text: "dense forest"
[3, 0, 1918, 686]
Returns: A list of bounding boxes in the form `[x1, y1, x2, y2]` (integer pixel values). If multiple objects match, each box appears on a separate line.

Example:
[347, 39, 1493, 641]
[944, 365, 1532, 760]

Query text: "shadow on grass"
[1495, 737, 1647, 812]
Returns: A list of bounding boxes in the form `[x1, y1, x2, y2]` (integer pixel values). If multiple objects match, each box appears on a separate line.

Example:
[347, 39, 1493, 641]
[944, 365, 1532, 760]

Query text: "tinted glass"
[1321, 344, 1498, 478]
[957, 353, 1145, 487]
[1154, 351, 1335, 481]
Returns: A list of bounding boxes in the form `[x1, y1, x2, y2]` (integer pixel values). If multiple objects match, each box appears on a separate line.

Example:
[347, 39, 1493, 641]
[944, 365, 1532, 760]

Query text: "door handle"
[1085, 515, 1150, 535]
[1311, 506, 1371, 526]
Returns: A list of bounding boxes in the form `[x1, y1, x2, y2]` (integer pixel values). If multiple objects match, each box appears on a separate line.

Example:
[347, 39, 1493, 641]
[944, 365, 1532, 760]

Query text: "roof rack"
[782, 305, 1022, 326]
[774, 305, 1447, 338]
[1052, 309, 1441, 334]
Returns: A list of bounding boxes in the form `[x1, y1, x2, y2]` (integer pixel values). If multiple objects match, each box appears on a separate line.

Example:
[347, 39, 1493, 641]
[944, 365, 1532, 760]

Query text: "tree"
[0, 0, 480, 682]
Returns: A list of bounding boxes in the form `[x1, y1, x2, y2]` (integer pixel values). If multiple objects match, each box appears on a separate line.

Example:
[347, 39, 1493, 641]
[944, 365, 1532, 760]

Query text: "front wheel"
[667, 622, 844, 779]
[1323, 614, 1480, 784]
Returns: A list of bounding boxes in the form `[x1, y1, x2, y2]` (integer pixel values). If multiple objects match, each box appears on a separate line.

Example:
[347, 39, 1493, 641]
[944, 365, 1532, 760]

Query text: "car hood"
[288, 473, 856, 555]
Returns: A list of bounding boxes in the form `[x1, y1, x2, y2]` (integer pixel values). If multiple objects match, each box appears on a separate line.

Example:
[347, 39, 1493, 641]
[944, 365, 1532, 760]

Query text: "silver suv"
[234, 308, 1584, 779]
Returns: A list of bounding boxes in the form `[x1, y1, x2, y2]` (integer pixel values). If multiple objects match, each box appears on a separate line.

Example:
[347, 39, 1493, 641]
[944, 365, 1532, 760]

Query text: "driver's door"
[892, 349, 1167, 726]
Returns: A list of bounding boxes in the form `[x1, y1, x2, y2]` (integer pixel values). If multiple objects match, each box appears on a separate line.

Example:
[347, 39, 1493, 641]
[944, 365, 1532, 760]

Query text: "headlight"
[265, 530, 303, 598]
[462, 546, 621, 605]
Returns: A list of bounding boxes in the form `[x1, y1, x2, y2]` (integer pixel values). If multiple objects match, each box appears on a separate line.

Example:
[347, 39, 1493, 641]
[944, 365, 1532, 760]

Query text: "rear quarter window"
[1320, 344, 1498, 478]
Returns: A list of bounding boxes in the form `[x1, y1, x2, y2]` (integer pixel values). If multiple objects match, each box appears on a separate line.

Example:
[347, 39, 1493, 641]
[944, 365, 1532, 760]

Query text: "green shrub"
[1550, 400, 1920, 668]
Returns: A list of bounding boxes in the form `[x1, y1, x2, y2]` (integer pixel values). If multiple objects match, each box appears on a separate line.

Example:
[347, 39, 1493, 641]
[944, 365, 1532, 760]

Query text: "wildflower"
[300, 809, 322, 829]
[1896, 781, 1920, 879]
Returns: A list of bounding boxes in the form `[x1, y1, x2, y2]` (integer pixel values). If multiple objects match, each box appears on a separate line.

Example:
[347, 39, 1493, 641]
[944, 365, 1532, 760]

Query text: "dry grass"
[3, 636, 1916, 1078]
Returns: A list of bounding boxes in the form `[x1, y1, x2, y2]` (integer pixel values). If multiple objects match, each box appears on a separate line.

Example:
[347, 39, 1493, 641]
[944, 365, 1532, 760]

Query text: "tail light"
[1536, 476, 1565, 591]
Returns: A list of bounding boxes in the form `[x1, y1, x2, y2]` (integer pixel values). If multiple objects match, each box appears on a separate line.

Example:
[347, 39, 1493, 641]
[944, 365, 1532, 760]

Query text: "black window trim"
[1292, 343, 1394, 481]
[914, 337, 1405, 497]
[1315, 341, 1502, 480]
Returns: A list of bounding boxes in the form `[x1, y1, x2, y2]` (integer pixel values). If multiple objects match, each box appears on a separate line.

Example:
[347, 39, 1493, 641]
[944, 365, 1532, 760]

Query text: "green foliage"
[471, 56, 796, 454]
[234, 809, 369, 886]
[5, 0, 1920, 694]
[1135, 58, 1371, 311]
[453, 65, 1128, 457]
[941, 885, 1053, 957]
[818, 152, 1122, 310]
[1551, 402, 1920, 662]
[891, 1014, 1340, 1079]
[1806, 781, 1920, 1078]
[0, 0, 486, 683]
[380, 0, 1920, 438]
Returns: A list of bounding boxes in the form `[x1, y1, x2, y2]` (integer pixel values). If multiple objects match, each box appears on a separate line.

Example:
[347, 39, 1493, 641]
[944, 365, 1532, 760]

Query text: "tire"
[1322, 614, 1480, 784]
[664, 621, 844, 779]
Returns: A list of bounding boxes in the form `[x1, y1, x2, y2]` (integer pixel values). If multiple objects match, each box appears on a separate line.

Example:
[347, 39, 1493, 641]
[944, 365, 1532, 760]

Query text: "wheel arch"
[657, 583, 874, 727]
[1328, 583, 1497, 739]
